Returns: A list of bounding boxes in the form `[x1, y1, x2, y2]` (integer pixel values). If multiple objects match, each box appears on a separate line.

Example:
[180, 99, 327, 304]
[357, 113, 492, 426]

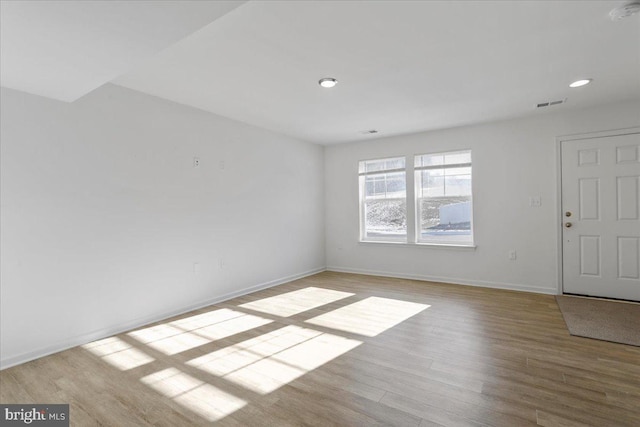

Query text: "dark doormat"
[555, 295, 640, 347]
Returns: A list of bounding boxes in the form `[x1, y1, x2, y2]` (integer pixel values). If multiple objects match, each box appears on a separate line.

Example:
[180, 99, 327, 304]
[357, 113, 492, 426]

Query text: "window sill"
[359, 241, 477, 250]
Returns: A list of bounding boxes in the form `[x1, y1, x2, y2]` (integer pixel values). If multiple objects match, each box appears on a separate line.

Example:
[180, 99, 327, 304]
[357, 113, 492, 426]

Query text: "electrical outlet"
[508, 250, 517, 260]
[219, 160, 225, 170]
[219, 259, 225, 269]
[193, 263, 200, 275]
[193, 157, 200, 168]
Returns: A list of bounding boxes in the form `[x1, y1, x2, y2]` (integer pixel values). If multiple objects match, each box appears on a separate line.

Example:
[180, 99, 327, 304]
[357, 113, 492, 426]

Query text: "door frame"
[556, 126, 640, 295]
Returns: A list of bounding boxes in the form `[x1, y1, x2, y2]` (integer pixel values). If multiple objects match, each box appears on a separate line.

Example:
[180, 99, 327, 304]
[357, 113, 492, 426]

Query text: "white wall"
[0, 84, 325, 368]
[2, 83, 637, 369]
[325, 100, 640, 294]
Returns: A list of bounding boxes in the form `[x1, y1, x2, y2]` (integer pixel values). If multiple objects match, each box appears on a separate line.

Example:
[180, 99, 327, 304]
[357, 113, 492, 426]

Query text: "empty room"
[1, 1, 639, 426]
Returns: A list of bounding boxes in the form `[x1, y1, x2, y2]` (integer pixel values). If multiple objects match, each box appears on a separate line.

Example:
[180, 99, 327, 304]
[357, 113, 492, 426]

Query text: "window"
[415, 151, 473, 245]
[358, 150, 474, 246]
[359, 157, 406, 241]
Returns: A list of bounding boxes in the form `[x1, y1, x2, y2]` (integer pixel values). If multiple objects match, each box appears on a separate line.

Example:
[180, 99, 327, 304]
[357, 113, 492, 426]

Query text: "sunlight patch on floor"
[239, 287, 354, 317]
[82, 337, 154, 370]
[170, 308, 246, 330]
[128, 309, 271, 355]
[129, 324, 211, 355]
[305, 296, 430, 337]
[192, 314, 272, 341]
[141, 368, 246, 422]
[187, 325, 361, 394]
[187, 326, 321, 376]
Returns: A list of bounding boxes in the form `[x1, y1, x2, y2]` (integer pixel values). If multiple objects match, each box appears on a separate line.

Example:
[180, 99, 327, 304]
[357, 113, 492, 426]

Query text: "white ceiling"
[0, 0, 244, 102]
[2, 1, 639, 144]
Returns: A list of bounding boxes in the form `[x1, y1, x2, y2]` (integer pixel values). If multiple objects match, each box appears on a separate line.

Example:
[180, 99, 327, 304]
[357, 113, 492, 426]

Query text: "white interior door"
[561, 132, 640, 301]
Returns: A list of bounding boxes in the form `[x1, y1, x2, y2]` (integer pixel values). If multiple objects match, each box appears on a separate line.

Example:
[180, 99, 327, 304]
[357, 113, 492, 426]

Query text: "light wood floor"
[1, 272, 639, 426]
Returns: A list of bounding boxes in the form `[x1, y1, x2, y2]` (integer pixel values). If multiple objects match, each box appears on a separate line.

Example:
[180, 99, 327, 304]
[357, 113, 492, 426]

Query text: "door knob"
[565, 222, 572, 228]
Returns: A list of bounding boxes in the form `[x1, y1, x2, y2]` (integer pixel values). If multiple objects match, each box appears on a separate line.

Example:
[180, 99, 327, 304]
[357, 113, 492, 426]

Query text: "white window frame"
[414, 150, 474, 246]
[358, 157, 407, 242]
[358, 150, 475, 248]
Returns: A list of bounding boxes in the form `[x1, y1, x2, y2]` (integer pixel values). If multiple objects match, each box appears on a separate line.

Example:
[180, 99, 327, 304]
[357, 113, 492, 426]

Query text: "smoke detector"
[610, 2, 640, 20]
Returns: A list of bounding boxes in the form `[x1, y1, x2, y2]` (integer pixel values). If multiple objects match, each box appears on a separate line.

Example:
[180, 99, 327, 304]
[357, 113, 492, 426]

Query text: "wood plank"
[1, 271, 638, 426]
[536, 410, 593, 427]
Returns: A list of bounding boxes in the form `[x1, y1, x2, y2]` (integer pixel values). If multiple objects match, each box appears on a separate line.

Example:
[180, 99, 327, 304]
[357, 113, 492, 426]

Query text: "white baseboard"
[326, 266, 557, 295]
[0, 267, 325, 370]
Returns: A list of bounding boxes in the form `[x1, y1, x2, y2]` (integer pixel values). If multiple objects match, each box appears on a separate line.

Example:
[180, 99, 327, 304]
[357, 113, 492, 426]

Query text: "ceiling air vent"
[536, 98, 566, 109]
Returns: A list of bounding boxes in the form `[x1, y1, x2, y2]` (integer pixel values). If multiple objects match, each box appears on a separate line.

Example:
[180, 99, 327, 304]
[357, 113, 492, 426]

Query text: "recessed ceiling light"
[569, 79, 592, 88]
[319, 78, 337, 88]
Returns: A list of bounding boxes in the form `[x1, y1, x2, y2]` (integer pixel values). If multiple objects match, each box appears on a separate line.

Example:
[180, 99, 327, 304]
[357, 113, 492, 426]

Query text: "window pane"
[360, 156, 407, 242]
[418, 197, 472, 244]
[360, 157, 405, 173]
[365, 171, 406, 200]
[384, 172, 406, 197]
[446, 166, 471, 175]
[415, 154, 444, 167]
[385, 158, 405, 170]
[365, 179, 375, 197]
[415, 151, 471, 167]
[444, 173, 471, 196]
[374, 178, 386, 196]
[365, 199, 407, 239]
[365, 161, 385, 173]
[415, 150, 473, 245]
[386, 177, 404, 194]
[444, 152, 471, 165]
[421, 170, 444, 197]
